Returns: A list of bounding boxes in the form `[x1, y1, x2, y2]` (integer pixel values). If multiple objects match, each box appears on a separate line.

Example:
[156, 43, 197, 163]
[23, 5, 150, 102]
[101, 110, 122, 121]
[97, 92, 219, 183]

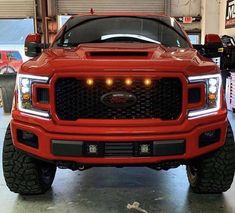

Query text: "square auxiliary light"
[140, 144, 150, 154]
[88, 144, 98, 154]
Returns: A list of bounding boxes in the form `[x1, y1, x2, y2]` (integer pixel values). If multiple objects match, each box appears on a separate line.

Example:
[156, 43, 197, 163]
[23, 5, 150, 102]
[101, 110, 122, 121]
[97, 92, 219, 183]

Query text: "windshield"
[54, 16, 190, 48]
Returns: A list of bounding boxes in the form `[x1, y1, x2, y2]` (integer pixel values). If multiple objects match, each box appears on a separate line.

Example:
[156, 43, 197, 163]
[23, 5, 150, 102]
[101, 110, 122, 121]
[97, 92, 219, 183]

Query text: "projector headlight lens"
[208, 85, 217, 94]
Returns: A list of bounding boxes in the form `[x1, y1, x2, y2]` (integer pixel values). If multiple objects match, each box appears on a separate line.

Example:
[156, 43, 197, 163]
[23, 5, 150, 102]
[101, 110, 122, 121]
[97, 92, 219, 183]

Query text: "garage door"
[57, 0, 166, 15]
[0, 0, 34, 18]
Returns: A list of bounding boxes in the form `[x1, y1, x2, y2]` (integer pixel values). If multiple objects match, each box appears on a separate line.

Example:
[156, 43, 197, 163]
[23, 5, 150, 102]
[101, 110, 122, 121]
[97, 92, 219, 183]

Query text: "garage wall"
[0, 0, 35, 18]
[57, 0, 166, 14]
[201, 0, 220, 43]
[201, 0, 235, 43]
[219, 0, 235, 37]
[171, 0, 201, 16]
[170, 0, 201, 32]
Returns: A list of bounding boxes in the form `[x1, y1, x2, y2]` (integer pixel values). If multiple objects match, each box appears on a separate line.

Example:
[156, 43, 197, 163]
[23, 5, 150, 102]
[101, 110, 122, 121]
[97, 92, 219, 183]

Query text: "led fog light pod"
[88, 145, 98, 154]
[140, 144, 150, 153]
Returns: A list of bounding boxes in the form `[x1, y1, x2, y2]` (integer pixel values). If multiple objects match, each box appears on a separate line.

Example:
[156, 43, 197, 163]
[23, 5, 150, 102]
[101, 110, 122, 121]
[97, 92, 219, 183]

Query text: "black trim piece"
[188, 87, 201, 104]
[52, 140, 83, 156]
[153, 140, 185, 156]
[199, 129, 221, 148]
[37, 88, 49, 104]
[17, 129, 39, 149]
[51, 140, 186, 157]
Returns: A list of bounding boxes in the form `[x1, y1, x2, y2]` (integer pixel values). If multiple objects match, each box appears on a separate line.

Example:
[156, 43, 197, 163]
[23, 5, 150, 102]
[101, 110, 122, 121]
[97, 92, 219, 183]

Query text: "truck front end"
[3, 14, 235, 195]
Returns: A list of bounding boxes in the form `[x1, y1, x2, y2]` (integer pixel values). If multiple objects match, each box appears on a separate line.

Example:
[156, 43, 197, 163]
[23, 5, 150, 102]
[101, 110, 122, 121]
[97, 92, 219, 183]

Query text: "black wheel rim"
[188, 164, 199, 185]
[38, 163, 55, 185]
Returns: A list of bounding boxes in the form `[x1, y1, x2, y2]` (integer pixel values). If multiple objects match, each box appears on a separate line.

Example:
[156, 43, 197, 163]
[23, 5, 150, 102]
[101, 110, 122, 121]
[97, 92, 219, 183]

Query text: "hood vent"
[89, 51, 149, 57]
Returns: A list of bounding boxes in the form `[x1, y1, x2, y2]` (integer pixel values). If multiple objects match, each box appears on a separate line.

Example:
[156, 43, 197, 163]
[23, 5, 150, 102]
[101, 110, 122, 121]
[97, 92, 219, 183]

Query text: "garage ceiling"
[57, 0, 166, 15]
[0, 0, 34, 18]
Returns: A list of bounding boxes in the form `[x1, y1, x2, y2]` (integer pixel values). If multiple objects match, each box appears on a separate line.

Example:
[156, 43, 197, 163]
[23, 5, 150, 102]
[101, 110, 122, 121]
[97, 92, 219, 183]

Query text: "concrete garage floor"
[0, 108, 235, 213]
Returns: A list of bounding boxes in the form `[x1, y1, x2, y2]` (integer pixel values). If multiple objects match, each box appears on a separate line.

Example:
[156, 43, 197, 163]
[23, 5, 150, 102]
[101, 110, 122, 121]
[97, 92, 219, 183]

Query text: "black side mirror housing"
[24, 34, 49, 57]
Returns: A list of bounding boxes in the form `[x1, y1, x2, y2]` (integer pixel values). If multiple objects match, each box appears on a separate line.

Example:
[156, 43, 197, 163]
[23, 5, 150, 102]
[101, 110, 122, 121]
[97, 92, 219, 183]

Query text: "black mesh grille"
[104, 142, 134, 157]
[55, 78, 182, 120]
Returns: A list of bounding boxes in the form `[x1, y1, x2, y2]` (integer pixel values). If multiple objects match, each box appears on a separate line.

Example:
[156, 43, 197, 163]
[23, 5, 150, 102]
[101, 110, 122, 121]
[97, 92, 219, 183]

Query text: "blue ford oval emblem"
[101, 92, 137, 108]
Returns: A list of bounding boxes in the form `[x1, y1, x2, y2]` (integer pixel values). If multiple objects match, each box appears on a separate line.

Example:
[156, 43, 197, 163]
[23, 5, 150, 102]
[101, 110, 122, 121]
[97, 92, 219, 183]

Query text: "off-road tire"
[186, 122, 235, 193]
[1, 88, 12, 113]
[0, 72, 16, 113]
[2, 125, 57, 195]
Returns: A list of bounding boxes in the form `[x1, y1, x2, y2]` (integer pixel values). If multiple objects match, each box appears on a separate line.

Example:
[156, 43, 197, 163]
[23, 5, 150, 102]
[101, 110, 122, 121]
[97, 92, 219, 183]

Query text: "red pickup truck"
[3, 13, 235, 195]
[0, 50, 23, 74]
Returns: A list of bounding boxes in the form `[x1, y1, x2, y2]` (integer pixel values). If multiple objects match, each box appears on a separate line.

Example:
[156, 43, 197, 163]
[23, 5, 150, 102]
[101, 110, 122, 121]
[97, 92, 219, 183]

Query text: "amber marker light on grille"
[106, 78, 113, 86]
[144, 78, 152, 86]
[86, 78, 94, 86]
[125, 78, 133, 86]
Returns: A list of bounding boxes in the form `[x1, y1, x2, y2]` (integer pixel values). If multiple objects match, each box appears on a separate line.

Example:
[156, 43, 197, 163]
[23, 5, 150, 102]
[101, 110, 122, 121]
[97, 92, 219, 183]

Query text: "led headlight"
[17, 74, 49, 117]
[188, 74, 222, 118]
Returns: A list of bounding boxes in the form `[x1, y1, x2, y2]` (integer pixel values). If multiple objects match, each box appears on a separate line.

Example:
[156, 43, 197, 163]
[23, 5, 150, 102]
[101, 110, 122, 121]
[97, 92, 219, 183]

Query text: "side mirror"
[205, 34, 222, 45]
[204, 34, 223, 58]
[25, 33, 45, 57]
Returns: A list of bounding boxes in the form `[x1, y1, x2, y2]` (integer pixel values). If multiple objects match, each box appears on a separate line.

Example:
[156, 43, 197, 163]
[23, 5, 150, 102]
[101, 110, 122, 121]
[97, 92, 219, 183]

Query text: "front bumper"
[11, 109, 227, 165]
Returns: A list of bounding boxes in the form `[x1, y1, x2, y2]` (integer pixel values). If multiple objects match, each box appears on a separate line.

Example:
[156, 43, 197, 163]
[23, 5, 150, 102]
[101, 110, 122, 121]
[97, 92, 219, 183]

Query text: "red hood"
[21, 43, 219, 76]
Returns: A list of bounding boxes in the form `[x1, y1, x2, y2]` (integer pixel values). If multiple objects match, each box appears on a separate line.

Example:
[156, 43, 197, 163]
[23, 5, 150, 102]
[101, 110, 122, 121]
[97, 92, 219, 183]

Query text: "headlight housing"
[188, 74, 222, 118]
[17, 74, 49, 117]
